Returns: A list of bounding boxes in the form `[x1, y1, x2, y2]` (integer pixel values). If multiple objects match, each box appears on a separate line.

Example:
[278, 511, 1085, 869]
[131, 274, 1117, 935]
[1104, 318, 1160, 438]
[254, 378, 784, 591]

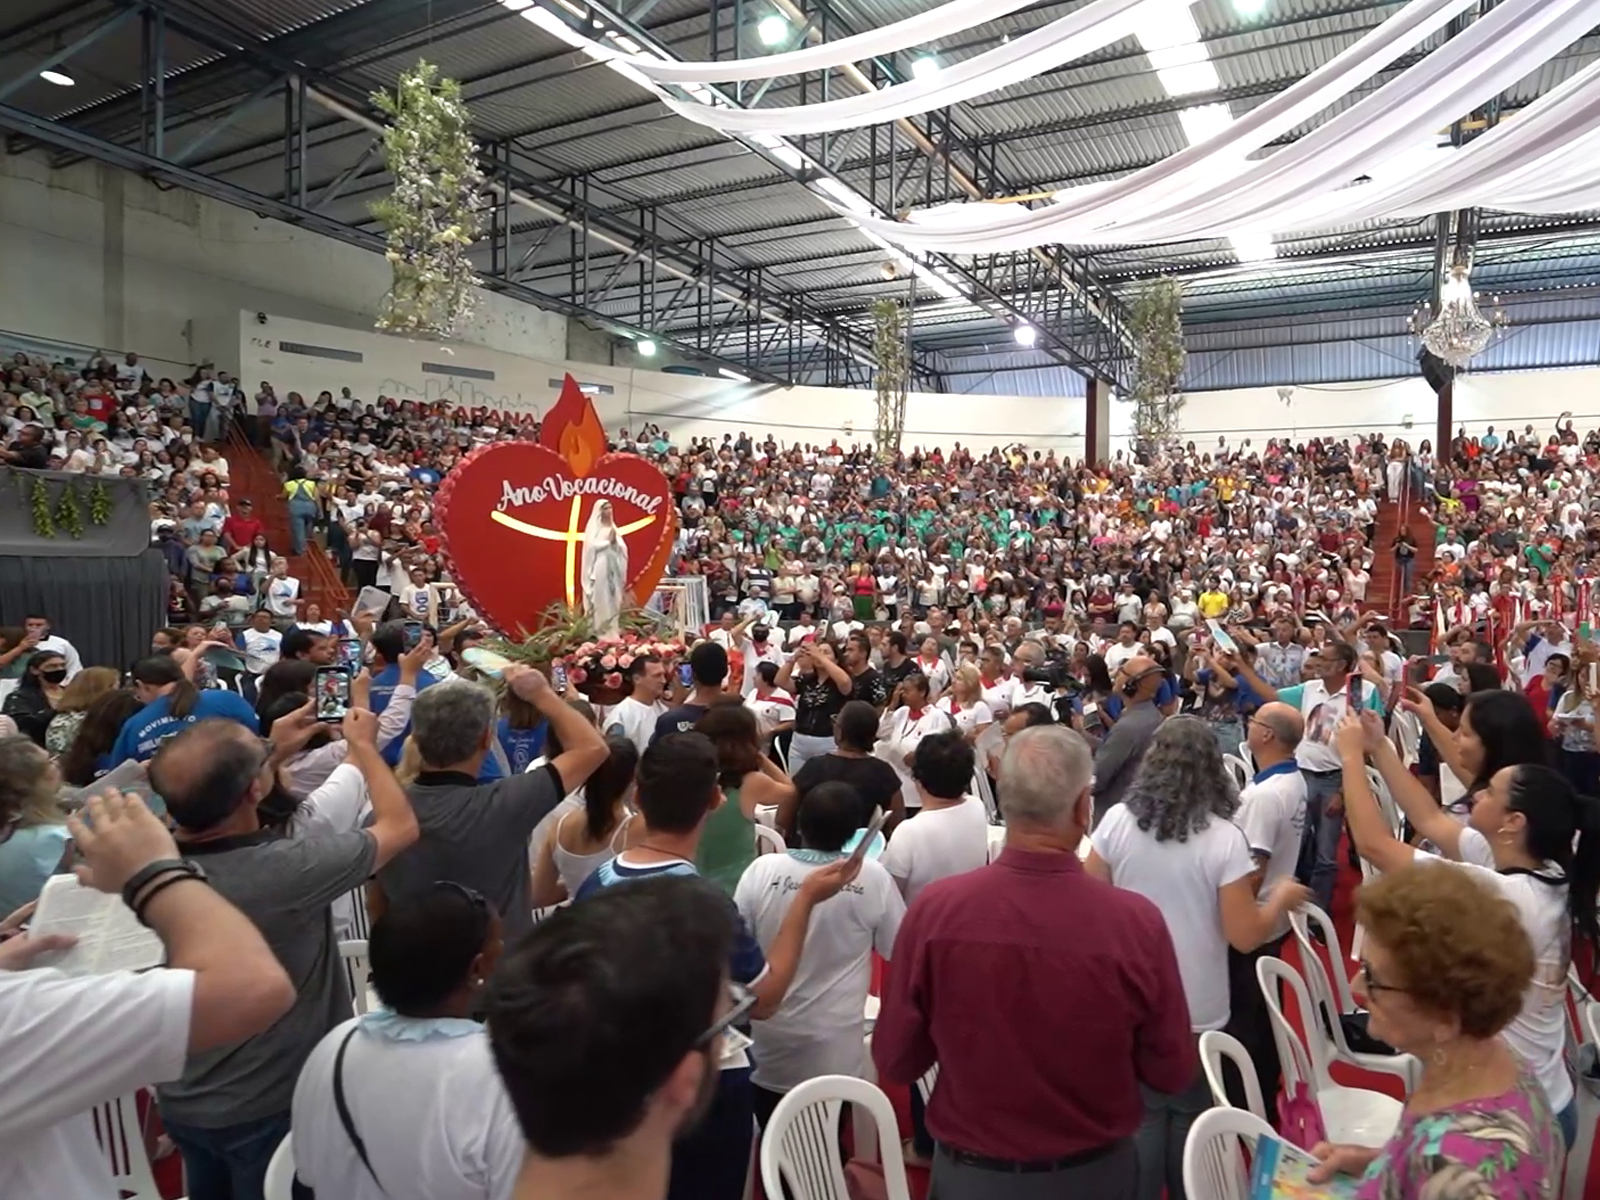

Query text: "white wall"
[1173, 368, 1600, 449]
[241, 311, 1127, 453]
[0, 153, 566, 379]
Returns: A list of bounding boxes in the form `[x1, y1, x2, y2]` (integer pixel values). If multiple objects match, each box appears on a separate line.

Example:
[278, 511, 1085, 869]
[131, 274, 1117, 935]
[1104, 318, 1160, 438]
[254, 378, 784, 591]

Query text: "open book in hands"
[1250, 1136, 1363, 1199]
[28, 874, 164, 976]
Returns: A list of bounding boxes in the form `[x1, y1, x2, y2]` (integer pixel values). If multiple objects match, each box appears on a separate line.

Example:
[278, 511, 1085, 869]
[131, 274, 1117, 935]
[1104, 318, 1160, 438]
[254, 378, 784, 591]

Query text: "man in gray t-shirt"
[149, 708, 420, 1196]
[373, 667, 609, 945]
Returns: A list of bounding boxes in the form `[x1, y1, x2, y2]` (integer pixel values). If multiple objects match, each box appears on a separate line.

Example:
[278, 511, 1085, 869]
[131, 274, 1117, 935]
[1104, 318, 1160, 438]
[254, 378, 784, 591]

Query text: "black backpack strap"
[333, 1026, 387, 1194]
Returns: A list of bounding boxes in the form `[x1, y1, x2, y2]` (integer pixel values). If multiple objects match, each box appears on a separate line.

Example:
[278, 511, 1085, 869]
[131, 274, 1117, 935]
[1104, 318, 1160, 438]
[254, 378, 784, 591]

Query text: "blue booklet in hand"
[1248, 1136, 1363, 1200]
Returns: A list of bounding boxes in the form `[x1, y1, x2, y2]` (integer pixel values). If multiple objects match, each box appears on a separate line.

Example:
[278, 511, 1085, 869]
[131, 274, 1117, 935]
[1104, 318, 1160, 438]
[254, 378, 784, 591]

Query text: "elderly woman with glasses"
[1308, 864, 1559, 1196]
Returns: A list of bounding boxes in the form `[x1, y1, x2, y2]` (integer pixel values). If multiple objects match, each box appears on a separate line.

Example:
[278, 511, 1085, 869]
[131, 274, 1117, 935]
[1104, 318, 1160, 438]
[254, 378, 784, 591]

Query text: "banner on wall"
[434, 375, 677, 637]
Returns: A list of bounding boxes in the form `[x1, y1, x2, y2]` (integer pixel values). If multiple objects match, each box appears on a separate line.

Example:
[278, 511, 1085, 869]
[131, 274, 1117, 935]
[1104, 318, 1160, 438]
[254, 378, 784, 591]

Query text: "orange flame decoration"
[540, 374, 607, 478]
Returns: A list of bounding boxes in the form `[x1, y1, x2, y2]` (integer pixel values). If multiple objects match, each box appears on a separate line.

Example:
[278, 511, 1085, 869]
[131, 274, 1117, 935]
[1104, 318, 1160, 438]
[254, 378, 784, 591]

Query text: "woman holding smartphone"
[776, 639, 850, 776]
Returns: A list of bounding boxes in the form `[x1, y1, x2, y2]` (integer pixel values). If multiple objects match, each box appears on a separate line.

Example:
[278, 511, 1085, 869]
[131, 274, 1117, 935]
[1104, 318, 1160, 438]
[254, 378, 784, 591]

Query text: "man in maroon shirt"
[219, 498, 264, 554]
[873, 724, 1195, 1198]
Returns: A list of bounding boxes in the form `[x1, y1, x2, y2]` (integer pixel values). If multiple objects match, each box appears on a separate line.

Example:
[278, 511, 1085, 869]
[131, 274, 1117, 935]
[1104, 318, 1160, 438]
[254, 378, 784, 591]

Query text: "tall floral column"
[371, 61, 486, 338]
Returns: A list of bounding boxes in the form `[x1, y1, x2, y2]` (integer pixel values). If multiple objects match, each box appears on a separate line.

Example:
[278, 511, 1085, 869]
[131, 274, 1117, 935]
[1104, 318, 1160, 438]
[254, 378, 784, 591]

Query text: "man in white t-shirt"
[879, 730, 989, 903]
[734, 780, 904, 1127]
[1227, 701, 1307, 1110]
[236, 609, 284, 675]
[604, 654, 670, 757]
[0, 789, 294, 1199]
[1103, 622, 1145, 675]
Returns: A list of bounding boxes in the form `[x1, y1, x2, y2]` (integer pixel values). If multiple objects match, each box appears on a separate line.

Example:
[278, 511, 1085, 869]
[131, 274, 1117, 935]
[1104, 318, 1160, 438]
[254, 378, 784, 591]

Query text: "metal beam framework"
[0, 0, 940, 389]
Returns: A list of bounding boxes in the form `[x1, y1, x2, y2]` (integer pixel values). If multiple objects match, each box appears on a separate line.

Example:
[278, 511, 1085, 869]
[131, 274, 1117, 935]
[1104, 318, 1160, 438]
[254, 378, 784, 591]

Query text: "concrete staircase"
[1367, 495, 1435, 622]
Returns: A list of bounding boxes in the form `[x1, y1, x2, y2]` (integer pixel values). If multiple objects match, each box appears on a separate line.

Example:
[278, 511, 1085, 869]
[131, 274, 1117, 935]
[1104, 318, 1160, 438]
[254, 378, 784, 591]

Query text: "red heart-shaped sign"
[436, 441, 677, 637]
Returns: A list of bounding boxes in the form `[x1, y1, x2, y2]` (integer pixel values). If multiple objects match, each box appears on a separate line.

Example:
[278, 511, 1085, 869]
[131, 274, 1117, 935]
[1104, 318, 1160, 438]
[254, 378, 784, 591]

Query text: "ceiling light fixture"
[757, 14, 789, 46]
[719, 368, 751, 382]
[1234, 0, 1268, 14]
[1013, 325, 1039, 348]
[39, 69, 75, 86]
[637, 339, 658, 357]
[911, 56, 940, 81]
[1229, 231, 1276, 262]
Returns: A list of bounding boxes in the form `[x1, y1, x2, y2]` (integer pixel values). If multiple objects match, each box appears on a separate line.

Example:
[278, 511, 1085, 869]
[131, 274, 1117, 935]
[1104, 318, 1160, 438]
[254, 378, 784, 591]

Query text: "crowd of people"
[4, 341, 1600, 1200]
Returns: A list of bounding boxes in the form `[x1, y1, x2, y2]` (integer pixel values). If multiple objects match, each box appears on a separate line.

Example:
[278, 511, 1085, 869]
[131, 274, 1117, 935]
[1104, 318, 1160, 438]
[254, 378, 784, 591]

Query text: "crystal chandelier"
[1410, 259, 1501, 368]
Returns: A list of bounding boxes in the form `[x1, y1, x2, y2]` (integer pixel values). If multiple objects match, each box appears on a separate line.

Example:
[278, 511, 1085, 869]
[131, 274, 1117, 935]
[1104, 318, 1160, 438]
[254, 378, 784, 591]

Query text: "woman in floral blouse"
[1310, 863, 1560, 1198]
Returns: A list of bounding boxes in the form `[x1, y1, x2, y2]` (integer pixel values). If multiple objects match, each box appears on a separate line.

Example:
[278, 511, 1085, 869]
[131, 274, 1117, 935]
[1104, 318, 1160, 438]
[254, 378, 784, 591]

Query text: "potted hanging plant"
[370, 61, 486, 339]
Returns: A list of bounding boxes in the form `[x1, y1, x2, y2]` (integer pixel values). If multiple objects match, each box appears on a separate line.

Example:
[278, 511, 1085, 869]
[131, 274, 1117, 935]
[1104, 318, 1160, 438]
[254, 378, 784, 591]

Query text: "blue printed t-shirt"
[368, 664, 438, 766]
[110, 689, 261, 765]
[575, 857, 768, 989]
[496, 717, 548, 776]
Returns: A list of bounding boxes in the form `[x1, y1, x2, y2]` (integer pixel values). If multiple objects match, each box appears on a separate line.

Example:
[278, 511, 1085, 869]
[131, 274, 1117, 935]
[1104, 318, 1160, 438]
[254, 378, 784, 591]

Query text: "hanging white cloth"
[581, 0, 1060, 84]
[659, 0, 1155, 135]
[837, 0, 1596, 251]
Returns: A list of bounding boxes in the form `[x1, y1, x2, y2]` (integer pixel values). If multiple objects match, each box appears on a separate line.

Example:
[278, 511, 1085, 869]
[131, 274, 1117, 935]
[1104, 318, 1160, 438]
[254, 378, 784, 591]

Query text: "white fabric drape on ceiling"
[837, 0, 1598, 249]
[588, 0, 1054, 83]
[657, 0, 1156, 135]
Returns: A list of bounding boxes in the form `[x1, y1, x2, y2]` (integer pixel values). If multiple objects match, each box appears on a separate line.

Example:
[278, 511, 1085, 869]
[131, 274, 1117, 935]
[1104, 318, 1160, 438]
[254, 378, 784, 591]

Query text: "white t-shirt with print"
[878, 796, 990, 903]
[733, 853, 903, 1093]
[1093, 805, 1256, 1031]
[1417, 828, 1571, 1110]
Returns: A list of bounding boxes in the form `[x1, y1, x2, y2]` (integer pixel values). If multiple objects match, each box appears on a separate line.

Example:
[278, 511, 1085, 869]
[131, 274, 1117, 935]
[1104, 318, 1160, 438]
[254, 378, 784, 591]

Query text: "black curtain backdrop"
[0, 550, 168, 671]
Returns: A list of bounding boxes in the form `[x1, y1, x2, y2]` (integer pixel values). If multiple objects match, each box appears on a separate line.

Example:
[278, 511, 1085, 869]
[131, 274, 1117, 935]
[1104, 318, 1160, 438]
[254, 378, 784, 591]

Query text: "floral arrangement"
[370, 60, 486, 338]
[552, 634, 688, 694]
[487, 602, 686, 698]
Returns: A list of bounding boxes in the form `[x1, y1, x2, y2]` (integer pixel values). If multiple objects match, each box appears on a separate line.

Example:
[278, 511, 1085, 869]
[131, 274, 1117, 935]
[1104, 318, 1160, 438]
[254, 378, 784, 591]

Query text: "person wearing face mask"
[2, 650, 68, 747]
[108, 654, 260, 766]
[290, 882, 519, 1200]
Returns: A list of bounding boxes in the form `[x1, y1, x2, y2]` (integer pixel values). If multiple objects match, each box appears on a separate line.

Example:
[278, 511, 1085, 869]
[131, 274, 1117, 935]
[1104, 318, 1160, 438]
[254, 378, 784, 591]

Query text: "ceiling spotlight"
[757, 14, 788, 46]
[911, 56, 940, 81]
[1013, 324, 1038, 348]
[1233, 0, 1267, 14]
[39, 69, 75, 86]
[637, 339, 657, 357]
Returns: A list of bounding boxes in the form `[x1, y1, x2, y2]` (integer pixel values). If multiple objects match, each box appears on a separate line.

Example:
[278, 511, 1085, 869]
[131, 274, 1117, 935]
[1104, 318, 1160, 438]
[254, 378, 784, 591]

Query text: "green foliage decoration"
[1128, 276, 1187, 449]
[370, 61, 487, 338]
[30, 477, 54, 538]
[54, 480, 84, 539]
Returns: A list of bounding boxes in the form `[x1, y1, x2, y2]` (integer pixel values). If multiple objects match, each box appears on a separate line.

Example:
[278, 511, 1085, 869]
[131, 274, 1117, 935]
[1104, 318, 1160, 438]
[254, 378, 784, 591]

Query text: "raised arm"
[340, 708, 419, 868]
[507, 665, 608, 792]
[1334, 713, 1438, 873]
[1226, 652, 1280, 703]
[1359, 711, 1465, 859]
[1401, 686, 1469, 785]
[73, 791, 295, 1052]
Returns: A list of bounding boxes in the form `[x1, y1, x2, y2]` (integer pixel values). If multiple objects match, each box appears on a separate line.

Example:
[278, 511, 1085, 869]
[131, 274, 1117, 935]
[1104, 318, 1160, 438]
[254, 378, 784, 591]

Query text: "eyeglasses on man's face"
[695, 981, 756, 1050]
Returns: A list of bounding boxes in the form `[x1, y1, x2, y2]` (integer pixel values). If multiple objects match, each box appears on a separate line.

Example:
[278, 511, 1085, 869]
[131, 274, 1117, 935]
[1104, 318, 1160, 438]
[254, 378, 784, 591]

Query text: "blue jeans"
[189, 400, 212, 441]
[1298, 768, 1345, 916]
[164, 1110, 291, 1200]
[1211, 719, 1243, 761]
[287, 498, 319, 555]
[1134, 1068, 1211, 1200]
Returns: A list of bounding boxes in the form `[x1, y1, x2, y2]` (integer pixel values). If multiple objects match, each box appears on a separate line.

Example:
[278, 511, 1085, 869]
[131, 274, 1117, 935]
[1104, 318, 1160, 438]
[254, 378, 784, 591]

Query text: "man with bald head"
[1223, 700, 1308, 1112]
[1090, 655, 1168, 826]
[147, 713, 419, 1196]
[874, 727, 1193, 1198]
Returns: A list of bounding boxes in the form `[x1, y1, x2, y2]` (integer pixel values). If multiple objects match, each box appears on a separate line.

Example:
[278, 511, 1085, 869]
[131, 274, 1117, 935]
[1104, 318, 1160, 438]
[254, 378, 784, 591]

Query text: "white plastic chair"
[91, 1094, 160, 1200]
[754, 823, 787, 854]
[754, 804, 780, 830]
[1257, 957, 1402, 1148]
[916, 1063, 939, 1105]
[1288, 906, 1419, 1094]
[760, 1075, 912, 1200]
[340, 939, 372, 1016]
[1199, 1029, 1267, 1122]
[971, 770, 998, 823]
[985, 824, 1007, 863]
[1222, 754, 1251, 790]
[1182, 1105, 1277, 1200]
[264, 1132, 295, 1200]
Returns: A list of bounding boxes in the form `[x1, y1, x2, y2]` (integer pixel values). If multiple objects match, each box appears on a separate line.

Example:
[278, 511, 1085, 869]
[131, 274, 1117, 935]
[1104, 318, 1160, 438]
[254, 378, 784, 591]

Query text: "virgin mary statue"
[581, 500, 629, 636]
